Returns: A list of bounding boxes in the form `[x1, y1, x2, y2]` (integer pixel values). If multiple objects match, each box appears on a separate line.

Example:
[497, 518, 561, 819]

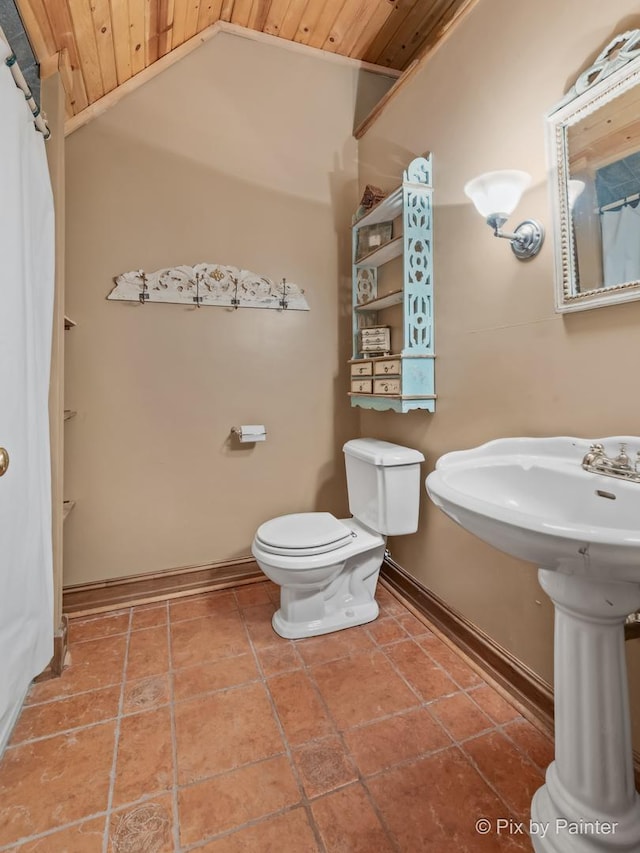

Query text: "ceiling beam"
[354, 0, 482, 139]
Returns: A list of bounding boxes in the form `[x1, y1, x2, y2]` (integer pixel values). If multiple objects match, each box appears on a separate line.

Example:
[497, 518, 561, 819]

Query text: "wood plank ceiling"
[17, 0, 472, 121]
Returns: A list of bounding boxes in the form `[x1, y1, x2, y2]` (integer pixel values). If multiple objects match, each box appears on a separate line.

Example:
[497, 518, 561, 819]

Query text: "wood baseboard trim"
[381, 557, 640, 785]
[381, 557, 555, 732]
[34, 617, 69, 682]
[63, 557, 264, 617]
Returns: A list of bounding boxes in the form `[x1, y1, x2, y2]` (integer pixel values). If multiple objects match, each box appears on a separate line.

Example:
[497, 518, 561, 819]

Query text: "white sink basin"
[426, 435, 640, 582]
[425, 436, 640, 853]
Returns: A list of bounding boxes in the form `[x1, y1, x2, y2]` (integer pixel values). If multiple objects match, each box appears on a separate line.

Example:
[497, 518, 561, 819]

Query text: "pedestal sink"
[426, 437, 640, 852]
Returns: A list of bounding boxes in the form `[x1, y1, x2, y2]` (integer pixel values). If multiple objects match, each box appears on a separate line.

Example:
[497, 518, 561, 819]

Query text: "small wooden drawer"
[373, 377, 401, 394]
[360, 325, 389, 338]
[374, 358, 401, 376]
[351, 378, 373, 394]
[361, 338, 388, 348]
[359, 326, 390, 353]
[350, 361, 373, 377]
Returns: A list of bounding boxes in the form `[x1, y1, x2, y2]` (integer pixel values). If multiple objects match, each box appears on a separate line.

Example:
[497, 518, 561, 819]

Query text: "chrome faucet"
[581, 441, 640, 482]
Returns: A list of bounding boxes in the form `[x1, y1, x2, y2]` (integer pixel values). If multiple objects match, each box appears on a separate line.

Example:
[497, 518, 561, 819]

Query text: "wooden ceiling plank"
[128, 0, 147, 73]
[184, 0, 202, 38]
[57, 47, 77, 115]
[262, 0, 293, 37]
[360, 0, 415, 66]
[196, 0, 213, 31]
[45, 1, 81, 64]
[195, 0, 209, 29]
[300, 0, 346, 49]
[381, 0, 457, 69]
[277, 0, 309, 41]
[110, 0, 133, 83]
[569, 91, 640, 160]
[39, 52, 61, 78]
[44, 2, 89, 112]
[15, 0, 57, 62]
[90, 0, 118, 93]
[291, 0, 323, 45]
[247, 0, 272, 31]
[230, 0, 253, 28]
[158, 0, 175, 55]
[220, 0, 236, 22]
[145, 0, 160, 62]
[355, 0, 481, 137]
[68, 0, 106, 102]
[403, 0, 473, 69]
[570, 121, 640, 172]
[170, 0, 190, 46]
[322, 0, 379, 56]
[198, 0, 223, 30]
[376, 0, 446, 68]
[577, 87, 640, 138]
[347, 0, 395, 59]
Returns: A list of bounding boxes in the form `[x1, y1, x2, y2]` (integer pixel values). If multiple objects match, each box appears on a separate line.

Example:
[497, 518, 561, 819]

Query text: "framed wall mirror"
[546, 30, 640, 312]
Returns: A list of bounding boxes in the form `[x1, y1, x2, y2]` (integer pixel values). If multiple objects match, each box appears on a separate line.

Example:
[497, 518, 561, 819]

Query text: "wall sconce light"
[568, 179, 585, 210]
[463, 170, 544, 260]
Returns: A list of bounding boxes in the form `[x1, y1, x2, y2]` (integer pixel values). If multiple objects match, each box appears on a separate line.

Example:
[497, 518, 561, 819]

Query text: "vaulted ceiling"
[17, 0, 476, 124]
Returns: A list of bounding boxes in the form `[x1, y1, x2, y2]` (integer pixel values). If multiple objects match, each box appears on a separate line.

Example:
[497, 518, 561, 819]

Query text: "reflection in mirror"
[546, 30, 640, 312]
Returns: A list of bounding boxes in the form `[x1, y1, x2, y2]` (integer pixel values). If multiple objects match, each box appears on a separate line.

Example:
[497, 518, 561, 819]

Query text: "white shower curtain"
[601, 203, 640, 287]
[0, 38, 55, 752]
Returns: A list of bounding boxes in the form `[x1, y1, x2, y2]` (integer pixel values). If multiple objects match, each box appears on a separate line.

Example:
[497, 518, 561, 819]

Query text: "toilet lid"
[255, 512, 353, 556]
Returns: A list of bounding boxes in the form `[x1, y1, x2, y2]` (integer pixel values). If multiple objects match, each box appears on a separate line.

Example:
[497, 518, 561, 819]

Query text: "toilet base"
[272, 599, 379, 639]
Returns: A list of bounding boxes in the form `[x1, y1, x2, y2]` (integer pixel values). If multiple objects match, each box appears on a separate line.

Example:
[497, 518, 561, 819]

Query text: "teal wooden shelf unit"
[349, 155, 436, 413]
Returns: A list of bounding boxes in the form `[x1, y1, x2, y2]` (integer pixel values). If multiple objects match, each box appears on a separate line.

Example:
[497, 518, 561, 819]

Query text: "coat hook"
[279, 278, 289, 310]
[193, 271, 203, 307]
[231, 276, 240, 309]
[139, 271, 149, 304]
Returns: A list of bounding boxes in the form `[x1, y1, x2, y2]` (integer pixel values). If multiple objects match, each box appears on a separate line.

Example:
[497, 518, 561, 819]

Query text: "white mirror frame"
[546, 30, 640, 313]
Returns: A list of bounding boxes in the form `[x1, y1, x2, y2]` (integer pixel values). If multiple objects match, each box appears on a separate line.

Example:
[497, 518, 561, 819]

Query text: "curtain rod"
[598, 191, 640, 214]
[0, 28, 50, 139]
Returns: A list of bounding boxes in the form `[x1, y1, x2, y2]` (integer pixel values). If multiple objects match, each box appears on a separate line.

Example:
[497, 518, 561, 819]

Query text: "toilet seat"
[255, 512, 353, 557]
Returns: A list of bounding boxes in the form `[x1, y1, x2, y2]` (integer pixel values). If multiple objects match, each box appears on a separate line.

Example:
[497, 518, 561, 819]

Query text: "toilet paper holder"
[231, 425, 267, 443]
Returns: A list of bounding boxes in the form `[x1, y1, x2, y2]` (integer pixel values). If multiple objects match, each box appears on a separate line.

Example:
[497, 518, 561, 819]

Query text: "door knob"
[0, 447, 9, 476]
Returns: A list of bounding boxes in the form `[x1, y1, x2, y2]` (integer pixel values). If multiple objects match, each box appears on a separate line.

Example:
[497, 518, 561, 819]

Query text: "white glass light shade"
[568, 179, 586, 210]
[464, 170, 532, 218]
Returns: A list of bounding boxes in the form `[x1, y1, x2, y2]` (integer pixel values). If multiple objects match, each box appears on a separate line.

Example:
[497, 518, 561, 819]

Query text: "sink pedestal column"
[531, 570, 640, 852]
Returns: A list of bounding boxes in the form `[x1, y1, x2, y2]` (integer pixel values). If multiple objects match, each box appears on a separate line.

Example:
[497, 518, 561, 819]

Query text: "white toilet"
[251, 438, 425, 639]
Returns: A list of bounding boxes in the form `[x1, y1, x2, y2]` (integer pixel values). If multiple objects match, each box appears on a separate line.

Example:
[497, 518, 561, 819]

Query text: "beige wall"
[63, 5, 640, 742]
[63, 32, 392, 585]
[357, 0, 640, 739]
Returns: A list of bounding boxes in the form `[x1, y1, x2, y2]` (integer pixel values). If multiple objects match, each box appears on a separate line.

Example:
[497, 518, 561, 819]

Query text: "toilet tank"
[343, 439, 425, 535]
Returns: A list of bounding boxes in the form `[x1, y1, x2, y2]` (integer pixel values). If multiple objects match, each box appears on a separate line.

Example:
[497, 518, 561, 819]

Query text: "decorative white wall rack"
[108, 263, 309, 311]
[349, 155, 435, 413]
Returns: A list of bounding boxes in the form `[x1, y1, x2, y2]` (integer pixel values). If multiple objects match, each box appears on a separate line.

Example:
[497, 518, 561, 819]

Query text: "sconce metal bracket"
[510, 219, 545, 259]
[488, 216, 545, 260]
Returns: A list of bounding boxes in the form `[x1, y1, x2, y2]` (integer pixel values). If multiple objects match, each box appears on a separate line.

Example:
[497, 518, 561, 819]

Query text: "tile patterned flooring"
[0, 581, 553, 851]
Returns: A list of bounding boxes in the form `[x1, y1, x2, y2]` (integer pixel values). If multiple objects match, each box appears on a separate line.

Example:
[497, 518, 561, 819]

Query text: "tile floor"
[0, 581, 554, 852]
